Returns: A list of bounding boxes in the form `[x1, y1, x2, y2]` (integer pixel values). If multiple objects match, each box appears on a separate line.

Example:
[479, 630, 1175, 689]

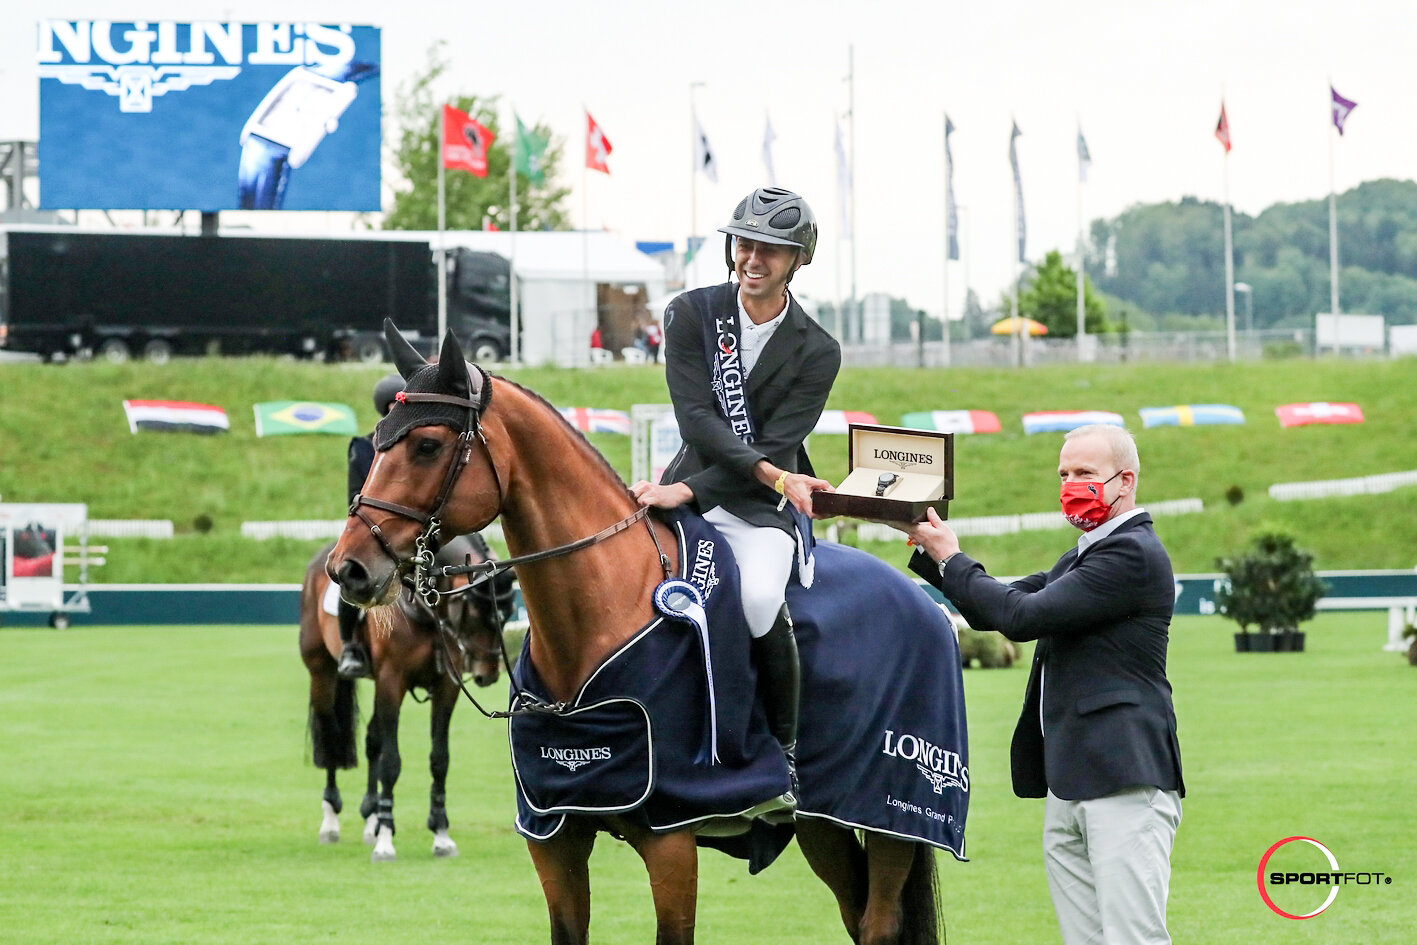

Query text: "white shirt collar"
[1077, 506, 1146, 553]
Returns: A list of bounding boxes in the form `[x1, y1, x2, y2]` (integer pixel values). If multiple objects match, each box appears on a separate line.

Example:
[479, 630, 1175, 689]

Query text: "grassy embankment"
[1, 355, 1415, 582]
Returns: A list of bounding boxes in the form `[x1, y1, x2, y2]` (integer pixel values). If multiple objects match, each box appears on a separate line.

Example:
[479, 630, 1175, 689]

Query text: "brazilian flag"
[253, 402, 358, 437]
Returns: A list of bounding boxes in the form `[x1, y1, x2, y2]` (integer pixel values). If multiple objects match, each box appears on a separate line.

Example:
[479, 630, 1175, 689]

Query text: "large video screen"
[38, 21, 381, 211]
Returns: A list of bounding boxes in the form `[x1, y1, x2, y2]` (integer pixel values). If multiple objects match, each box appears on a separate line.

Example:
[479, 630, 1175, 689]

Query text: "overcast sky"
[2, 0, 1411, 319]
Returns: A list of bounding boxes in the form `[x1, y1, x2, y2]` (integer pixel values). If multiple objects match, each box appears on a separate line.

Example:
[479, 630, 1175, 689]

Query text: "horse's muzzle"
[330, 555, 399, 608]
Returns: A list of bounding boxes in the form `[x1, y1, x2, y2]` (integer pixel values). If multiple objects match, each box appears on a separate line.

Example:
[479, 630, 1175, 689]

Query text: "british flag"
[559, 407, 632, 435]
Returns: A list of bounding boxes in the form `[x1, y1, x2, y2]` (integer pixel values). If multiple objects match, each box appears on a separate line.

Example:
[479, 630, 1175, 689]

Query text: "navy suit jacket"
[660, 282, 840, 531]
[911, 512, 1184, 801]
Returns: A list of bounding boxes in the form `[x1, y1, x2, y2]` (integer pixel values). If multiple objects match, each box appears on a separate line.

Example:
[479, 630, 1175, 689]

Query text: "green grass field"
[2, 615, 1412, 944]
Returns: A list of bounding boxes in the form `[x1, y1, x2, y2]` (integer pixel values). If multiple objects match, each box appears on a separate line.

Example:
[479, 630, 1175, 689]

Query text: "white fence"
[1269, 470, 1417, 501]
[240, 520, 507, 542]
[88, 519, 174, 538]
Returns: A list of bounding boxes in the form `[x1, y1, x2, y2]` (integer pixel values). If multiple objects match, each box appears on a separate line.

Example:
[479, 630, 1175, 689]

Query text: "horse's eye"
[415, 438, 441, 457]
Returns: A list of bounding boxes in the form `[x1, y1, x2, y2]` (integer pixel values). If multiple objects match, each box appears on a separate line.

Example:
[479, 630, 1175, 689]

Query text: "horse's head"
[328, 322, 506, 608]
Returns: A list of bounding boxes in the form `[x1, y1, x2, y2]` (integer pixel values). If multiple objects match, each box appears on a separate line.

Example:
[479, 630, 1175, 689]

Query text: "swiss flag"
[1275, 402, 1365, 427]
[586, 110, 613, 174]
[1215, 102, 1232, 153]
[443, 104, 495, 177]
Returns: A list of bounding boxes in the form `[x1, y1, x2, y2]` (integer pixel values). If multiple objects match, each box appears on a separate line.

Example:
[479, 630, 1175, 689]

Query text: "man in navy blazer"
[906, 423, 1183, 945]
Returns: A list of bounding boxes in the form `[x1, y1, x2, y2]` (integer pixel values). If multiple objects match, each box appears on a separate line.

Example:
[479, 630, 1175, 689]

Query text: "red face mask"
[1060, 470, 1123, 531]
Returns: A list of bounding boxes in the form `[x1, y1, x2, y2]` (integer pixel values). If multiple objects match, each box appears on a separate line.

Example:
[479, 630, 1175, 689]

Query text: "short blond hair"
[1064, 423, 1140, 475]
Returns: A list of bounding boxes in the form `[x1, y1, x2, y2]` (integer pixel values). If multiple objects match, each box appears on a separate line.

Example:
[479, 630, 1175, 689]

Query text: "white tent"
[398, 230, 666, 366]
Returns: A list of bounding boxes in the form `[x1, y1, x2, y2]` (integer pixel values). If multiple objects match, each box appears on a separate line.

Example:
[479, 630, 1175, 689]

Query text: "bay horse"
[329, 326, 963, 943]
[300, 532, 514, 861]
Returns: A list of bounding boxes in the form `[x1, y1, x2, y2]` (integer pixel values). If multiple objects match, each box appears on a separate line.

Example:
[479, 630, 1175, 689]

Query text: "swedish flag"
[254, 401, 358, 437]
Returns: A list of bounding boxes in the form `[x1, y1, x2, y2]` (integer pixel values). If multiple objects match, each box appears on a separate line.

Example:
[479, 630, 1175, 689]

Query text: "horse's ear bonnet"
[374, 320, 488, 451]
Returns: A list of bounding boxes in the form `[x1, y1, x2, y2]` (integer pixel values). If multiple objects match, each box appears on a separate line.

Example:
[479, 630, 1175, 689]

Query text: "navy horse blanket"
[509, 508, 969, 865]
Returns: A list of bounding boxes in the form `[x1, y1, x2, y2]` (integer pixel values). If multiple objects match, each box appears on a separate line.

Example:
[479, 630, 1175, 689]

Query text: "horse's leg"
[426, 677, 458, 857]
[796, 819, 869, 942]
[360, 706, 382, 845]
[859, 835, 933, 945]
[368, 674, 405, 862]
[307, 670, 352, 844]
[526, 821, 596, 945]
[626, 828, 698, 945]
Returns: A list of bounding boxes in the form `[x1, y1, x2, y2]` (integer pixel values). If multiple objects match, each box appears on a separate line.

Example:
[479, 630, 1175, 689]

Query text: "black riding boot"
[751, 604, 801, 803]
[336, 598, 371, 679]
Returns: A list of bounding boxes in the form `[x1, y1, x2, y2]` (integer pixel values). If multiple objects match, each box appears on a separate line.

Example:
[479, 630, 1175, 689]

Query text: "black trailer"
[0, 227, 512, 363]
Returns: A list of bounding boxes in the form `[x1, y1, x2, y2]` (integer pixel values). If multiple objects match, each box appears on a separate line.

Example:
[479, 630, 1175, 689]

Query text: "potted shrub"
[1215, 531, 1328, 653]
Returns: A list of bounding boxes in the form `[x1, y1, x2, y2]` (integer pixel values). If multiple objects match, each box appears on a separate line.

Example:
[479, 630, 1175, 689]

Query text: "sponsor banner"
[559, 407, 632, 436]
[253, 401, 356, 436]
[38, 21, 381, 210]
[1021, 410, 1125, 435]
[1140, 404, 1246, 428]
[123, 399, 229, 434]
[812, 410, 878, 435]
[900, 410, 1002, 435]
[1275, 402, 1365, 428]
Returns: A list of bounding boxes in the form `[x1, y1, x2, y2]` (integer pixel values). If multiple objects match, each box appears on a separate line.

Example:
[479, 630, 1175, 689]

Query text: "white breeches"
[702, 507, 794, 638]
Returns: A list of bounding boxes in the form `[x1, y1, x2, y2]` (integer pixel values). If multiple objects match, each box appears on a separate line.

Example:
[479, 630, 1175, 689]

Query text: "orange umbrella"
[990, 316, 1049, 336]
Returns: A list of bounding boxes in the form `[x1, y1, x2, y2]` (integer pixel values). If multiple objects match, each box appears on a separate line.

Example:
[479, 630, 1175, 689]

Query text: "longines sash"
[704, 297, 757, 443]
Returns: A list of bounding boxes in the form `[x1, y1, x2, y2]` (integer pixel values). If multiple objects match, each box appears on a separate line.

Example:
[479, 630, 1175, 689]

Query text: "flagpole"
[941, 112, 951, 369]
[437, 108, 448, 342]
[1076, 116, 1086, 360]
[1328, 81, 1341, 357]
[509, 130, 519, 365]
[847, 44, 858, 343]
[690, 82, 704, 286]
[1223, 141, 1236, 362]
[834, 112, 844, 340]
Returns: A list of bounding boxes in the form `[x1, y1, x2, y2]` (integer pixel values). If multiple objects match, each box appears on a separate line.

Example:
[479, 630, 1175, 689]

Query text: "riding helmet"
[373, 373, 405, 417]
[718, 187, 818, 273]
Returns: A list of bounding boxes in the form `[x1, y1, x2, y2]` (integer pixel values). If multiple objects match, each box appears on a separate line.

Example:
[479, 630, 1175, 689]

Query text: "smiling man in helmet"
[631, 187, 841, 805]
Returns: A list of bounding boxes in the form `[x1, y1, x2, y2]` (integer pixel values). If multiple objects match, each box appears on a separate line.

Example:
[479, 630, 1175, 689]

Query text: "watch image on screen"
[238, 63, 376, 210]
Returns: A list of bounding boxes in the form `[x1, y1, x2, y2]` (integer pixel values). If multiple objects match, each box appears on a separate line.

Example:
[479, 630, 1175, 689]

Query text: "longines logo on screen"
[1257, 836, 1393, 920]
[37, 21, 357, 112]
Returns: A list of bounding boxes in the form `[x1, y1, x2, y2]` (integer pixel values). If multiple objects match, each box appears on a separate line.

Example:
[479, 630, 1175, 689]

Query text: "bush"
[1214, 531, 1328, 634]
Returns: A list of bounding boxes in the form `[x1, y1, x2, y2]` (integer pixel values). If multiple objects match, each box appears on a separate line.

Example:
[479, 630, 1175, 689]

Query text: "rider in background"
[337, 373, 405, 679]
[631, 187, 841, 800]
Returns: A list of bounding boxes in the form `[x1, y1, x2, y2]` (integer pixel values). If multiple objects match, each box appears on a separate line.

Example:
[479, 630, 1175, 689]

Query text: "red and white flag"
[442, 104, 495, 178]
[123, 400, 229, 434]
[812, 410, 878, 435]
[1215, 101, 1232, 153]
[586, 110, 613, 174]
[1275, 402, 1365, 427]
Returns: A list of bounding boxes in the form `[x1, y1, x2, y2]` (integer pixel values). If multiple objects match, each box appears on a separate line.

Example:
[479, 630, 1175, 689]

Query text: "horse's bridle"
[346, 366, 674, 718]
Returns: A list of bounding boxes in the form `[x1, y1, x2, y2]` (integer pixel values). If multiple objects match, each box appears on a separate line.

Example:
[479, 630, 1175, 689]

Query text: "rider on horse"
[631, 187, 840, 802]
[338, 373, 405, 679]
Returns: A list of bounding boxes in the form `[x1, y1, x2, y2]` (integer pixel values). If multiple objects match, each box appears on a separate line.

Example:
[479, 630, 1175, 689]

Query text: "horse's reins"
[349, 367, 674, 719]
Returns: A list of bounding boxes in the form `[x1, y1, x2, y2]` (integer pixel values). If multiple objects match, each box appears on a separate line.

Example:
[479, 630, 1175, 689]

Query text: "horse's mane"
[493, 374, 637, 500]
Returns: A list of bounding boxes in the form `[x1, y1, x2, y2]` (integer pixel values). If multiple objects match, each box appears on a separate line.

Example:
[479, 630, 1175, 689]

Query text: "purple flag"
[1331, 86, 1358, 135]
[1010, 120, 1025, 263]
[945, 115, 959, 261]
